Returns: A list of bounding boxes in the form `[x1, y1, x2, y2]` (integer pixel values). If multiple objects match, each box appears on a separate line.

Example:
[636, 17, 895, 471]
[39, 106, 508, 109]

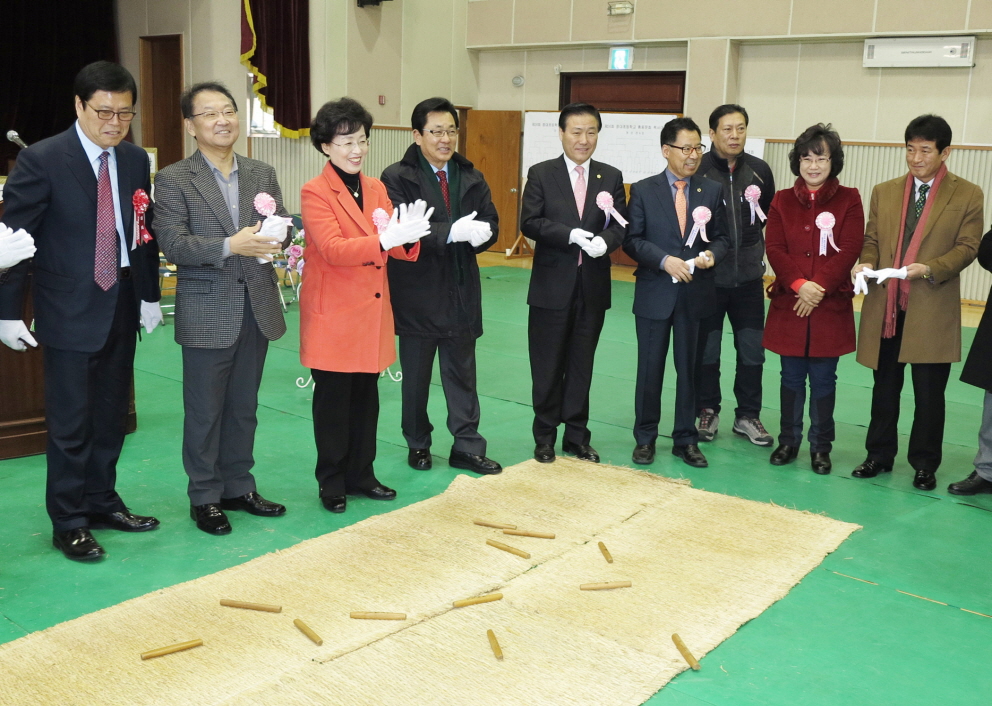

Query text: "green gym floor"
[1, 265, 990, 705]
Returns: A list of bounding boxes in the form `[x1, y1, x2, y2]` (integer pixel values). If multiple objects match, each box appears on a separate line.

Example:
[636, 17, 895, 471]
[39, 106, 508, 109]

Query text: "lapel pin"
[697, 187, 702, 192]
[596, 174, 601, 179]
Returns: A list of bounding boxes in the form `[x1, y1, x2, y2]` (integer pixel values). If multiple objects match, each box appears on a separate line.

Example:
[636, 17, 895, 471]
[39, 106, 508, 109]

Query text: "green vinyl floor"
[1, 265, 990, 705]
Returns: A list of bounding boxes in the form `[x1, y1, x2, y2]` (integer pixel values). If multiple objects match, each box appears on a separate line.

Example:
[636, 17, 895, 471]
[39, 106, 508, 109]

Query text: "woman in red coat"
[300, 98, 431, 513]
[763, 124, 864, 474]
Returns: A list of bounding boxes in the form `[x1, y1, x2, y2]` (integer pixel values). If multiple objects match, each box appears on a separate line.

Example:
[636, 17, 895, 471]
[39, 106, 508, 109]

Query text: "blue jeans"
[778, 356, 838, 453]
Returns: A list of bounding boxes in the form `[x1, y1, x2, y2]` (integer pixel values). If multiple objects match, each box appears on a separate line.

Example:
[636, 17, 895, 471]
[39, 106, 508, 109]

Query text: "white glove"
[256, 214, 292, 264]
[569, 228, 594, 246]
[140, 301, 164, 333]
[0, 320, 38, 351]
[0, 225, 36, 269]
[580, 235, 607, 258]
[467, 222, 493, 248]
[379, 200, 434, 250]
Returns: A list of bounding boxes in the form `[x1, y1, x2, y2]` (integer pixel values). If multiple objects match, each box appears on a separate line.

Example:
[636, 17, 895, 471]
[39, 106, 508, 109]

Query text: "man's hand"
[569, 228, 594, 247]
[798, 280, 825, 306]
[0, 225, 36, 269]
[694, 250, 714, 269]
[0, 320, 38, 351]
[229, 221, 281, 258]
[580, 236, 608, 258]
[449, 211, 492, 247]
[140, 301, 164, 333]
[905, 262, 930, 280]
[852, 262, 873, 276]
[664, 256, 692, 283]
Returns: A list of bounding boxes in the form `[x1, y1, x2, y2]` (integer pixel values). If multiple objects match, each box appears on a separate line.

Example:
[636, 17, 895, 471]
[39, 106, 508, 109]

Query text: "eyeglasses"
[800, 156, 831, 166]
[190, 109, 238, 121]
[423, 129, 459, 139]
[330, 138, 371, 150]
[666, 143, 706, 156]
[84, 102, 137, 122]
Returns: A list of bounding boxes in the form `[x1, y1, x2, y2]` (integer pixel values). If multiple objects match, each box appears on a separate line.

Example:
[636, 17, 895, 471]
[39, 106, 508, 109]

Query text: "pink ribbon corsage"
[372, 208, 390, 234]
[744, 185, 766, 225]
[595, 191, 629, 228]
[132, 189, 152, 246]
[253, 192, 277, 217]
[686, 206, 711, 248]
[815, 211, 839, 255]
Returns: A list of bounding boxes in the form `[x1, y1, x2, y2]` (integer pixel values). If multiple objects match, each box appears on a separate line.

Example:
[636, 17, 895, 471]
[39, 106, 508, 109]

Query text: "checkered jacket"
[153, 151, 288, 348]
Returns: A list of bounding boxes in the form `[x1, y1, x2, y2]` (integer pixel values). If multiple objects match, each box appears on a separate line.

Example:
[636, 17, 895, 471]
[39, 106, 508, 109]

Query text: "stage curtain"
[0, 0, 118, 174]
[240, 0, 311, 139]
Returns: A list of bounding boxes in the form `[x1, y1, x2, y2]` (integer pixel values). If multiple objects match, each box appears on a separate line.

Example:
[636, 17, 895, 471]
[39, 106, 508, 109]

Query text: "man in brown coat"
[852, 114, 983, 491]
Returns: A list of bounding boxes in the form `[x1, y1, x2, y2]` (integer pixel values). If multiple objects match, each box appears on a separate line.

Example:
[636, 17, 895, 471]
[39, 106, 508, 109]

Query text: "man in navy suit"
[0, 62, 162, 561]
[520, 103, 628, 464]
[623, 117, 730, 468]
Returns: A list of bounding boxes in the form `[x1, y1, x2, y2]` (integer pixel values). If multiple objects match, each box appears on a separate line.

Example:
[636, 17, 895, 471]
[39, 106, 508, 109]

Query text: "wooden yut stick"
[350, 612, 407, 620]
[487, 629, 504, 661]
[503, 529, 555, 539]
[474, 519, 516, 530]
[486, 539, 531, 559]
[598, 541, 614, 563]
[220, 599, 282, 613]
[579, 580, 632, 591]
[453, 593, 503, 608]
[294, 619, 323, 645]
[140, 638, 203, 660]
[672, 633, 701, 670]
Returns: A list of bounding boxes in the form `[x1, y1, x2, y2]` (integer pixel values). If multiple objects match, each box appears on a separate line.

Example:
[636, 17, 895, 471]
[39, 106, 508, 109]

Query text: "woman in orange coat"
[300, 98, 431, 513]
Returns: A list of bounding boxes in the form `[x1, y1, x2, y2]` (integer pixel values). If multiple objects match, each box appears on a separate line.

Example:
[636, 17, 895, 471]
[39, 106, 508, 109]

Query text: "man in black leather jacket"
[694, 104, 776, 447]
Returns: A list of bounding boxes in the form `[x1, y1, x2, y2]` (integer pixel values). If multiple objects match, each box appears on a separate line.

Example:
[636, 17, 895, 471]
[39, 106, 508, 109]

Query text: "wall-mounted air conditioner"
[863, 37, 976, 68]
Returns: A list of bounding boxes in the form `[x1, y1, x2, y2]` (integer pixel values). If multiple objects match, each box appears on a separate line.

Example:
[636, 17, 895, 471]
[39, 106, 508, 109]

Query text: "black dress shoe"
[88, 510, 160, 532]
[347, 483, 397, 500]
[810, 452, 832, 475]
[562, 440, 600, 463]
[408, 447, 432, 471]
[912, 469, 937, 491]
[770, 445, 799, 466]
[672, 443, 708, 468]
[948, 471, 992, 495]
[852, 459, 893, 478]
[534, 443, 555, 463]
[449, 450, 502, 475]
[53, 528, 106, 562]
[190, 504, 232, 535]
[632, 444, 655, 465]
[220, 491, 286, 517]
[321, 495, 347, 513]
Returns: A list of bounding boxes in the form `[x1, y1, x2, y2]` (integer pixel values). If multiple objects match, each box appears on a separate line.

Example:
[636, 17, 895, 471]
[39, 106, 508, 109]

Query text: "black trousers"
[866, 311, 950, 472]
[181, 292, 267, 505]
[633, 290, 699, 447]
[311, 369, 380, 496]
[43, 277, 135, 531]
[695, 278, 766, 418]
[398, 335, 485, 455]
[528, 275, 606, 446]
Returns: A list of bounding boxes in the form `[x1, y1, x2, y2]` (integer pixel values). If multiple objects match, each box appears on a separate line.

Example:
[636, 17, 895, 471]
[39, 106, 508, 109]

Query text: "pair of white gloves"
[256, 214, 294, 264]
[568, 229, 608, 258]
[378, 200, 435, 250]
[0, 223, 163, 351]
[449, 211, 493, 248]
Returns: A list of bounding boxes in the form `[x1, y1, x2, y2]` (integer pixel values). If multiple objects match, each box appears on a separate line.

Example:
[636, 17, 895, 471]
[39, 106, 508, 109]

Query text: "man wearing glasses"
[0, 61, 163, 561]
[154, 82, 290, 535]
[623, 117, 730, 468]
[381, 97, 502, 476]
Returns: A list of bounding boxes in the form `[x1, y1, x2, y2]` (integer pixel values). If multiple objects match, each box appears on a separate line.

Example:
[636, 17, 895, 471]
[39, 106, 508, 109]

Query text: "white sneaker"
[697, 409, 719, 442]
[733, 416, 773, 447]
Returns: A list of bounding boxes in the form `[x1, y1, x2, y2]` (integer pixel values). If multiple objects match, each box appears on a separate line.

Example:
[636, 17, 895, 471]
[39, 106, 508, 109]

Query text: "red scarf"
[883, 163, 947, 338]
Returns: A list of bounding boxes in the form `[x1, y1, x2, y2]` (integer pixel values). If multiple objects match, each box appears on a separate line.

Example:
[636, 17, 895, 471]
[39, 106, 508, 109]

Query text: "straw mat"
[0, 459, 859, 705]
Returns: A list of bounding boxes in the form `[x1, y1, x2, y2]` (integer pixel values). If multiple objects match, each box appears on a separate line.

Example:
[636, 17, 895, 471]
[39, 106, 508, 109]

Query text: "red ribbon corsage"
[132, 189, 152, 245]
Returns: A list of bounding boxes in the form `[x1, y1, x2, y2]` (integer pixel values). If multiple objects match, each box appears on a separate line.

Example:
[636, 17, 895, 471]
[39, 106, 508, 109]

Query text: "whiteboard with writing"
[522, 112, 765, 184]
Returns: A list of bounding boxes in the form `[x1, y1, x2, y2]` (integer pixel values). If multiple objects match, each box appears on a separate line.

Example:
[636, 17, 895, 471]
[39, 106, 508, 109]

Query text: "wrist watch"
[924, 265, 934, 283]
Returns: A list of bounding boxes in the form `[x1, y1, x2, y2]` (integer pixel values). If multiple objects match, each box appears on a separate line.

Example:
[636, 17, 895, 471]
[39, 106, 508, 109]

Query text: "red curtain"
[240, 0, 311, 138]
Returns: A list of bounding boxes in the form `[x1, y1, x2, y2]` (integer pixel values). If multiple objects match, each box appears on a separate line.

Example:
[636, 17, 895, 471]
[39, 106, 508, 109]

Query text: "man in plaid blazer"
[154, 82, 290, 535]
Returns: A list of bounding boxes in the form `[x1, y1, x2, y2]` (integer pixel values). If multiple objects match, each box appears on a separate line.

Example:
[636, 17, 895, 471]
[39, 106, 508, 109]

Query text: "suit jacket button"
[375, 292, 381, 298]
[376, 266, 382, 269]
[805, 252, 811, 258]
[804, 225, 811, 231]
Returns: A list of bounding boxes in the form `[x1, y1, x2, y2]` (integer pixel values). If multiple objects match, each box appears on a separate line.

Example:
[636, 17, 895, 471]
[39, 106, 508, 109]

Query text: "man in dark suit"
[0, 61, 162, 561]
[623, 117, 730, 468]
[154, 82, 289, 535]
[520, 102, 627, 464]
[381, 97, 502, 476]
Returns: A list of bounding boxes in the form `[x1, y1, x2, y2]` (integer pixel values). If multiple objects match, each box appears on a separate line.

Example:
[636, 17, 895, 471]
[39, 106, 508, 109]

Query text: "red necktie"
[437, 169, 451, 216]
[94, 151, 117, 291]
[674, 180, 687, 237]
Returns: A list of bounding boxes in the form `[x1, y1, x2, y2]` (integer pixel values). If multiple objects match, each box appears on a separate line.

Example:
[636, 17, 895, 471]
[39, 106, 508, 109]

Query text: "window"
[247, 73, 279, 138]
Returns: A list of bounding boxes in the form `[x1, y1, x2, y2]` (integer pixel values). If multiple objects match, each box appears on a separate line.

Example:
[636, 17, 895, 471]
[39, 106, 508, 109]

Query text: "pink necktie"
[674, 180, 687, 238]
[94, 151, 117, 291]
[574, 165, 586, 218]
